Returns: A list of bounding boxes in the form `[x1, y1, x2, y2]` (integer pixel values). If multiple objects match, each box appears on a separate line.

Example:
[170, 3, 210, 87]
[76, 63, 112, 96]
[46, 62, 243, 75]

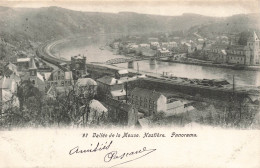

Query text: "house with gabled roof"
[130, 87, 195, 117]
[44, 66, 73, 89]
[96, 76, 126, 100]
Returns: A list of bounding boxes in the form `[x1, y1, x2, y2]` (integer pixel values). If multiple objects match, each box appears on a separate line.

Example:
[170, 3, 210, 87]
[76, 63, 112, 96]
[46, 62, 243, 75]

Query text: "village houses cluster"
[1, 30, 259, 127]
[1, 49, 195, 127]
[111, 31, 260, 66]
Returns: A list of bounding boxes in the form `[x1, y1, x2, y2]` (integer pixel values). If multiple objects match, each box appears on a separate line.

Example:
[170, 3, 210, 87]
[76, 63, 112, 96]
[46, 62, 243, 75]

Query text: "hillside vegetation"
[0, 6, 259, 60]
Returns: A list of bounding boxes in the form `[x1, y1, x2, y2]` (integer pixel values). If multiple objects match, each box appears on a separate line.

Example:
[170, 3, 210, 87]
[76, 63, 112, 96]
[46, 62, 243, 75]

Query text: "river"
[51, 36, 260, 86]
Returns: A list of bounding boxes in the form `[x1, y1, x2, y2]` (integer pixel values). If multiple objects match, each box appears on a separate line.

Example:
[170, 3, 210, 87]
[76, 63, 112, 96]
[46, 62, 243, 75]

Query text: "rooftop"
[111, 89, 126, 97]
[248, 31, 259, 42]
[37, 72, 44, 82]
[227, 45, 245, 50]
[17, 58, 30, 62]
[105, 97, 134, 112]
[29, 58, 37, 69]
[131, 87, 163, 101]
[89, 99, 108, 112]
[72, 54, 86, 60]
[97, 76, 122, 85]
[117, 69, 129, 75]
[0, 76, 14, 90]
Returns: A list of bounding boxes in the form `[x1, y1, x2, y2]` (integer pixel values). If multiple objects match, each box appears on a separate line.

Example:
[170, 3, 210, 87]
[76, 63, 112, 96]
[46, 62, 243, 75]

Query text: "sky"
[0, 0, 260, 17]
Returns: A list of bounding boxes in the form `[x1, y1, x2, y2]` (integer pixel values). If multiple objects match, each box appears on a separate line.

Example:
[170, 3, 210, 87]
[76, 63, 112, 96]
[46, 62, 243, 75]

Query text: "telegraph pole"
[137, 62, 139, 74]
[125, 78, 128, 103]
[233, 75, 235, 94]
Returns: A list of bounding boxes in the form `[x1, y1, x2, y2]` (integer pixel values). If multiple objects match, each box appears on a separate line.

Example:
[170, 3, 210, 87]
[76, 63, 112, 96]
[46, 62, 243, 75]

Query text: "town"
[0, 5, 260, 129]
[109, 31, 260, 70]
[1, 3, 260, 168]
[1, 30, 259, 129]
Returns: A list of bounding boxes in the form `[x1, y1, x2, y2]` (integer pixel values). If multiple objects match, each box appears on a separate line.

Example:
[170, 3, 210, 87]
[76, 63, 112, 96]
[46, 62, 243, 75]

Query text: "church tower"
[29, 58, 37, 85]
[246, 31, 259, 65]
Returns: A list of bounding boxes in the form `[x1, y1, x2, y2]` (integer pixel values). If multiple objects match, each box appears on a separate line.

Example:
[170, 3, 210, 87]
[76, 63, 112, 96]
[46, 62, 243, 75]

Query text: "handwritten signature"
[104, 147, 156, 167]
[69, 141, 156, 167]
[69, 141, 113, 155]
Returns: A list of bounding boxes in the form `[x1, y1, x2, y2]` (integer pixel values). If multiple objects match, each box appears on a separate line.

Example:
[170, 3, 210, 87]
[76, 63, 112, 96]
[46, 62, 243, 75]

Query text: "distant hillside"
[0, 6, 260, 61]
[0, 7, 223, 43]
[1, 6, 259, 42]
[190, 13, 260, 38]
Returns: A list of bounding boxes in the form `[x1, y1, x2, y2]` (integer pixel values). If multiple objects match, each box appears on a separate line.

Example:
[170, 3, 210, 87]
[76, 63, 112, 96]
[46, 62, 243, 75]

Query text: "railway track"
[36, 40, 70, 68]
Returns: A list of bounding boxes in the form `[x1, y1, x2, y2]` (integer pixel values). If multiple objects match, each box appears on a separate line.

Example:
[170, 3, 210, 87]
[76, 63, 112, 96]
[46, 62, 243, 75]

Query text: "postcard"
[0, 0, 260, 167]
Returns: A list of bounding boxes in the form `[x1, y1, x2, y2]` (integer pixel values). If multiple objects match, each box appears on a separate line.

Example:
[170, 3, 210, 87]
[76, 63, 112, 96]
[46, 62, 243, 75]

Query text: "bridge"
[36, 37, 259, 103]
[105, 57, 159, 68]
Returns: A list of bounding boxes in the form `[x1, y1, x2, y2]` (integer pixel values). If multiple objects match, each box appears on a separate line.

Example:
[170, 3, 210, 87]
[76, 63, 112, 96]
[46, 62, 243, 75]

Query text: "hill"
[0, 7, 222, 42]
[0, 6, 259, 61]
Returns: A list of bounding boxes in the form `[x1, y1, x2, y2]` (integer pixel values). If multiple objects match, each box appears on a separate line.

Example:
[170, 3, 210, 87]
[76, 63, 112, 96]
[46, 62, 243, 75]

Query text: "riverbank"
[158, 58, 260, 71]
[111, 47, 260, 71]
[46, 37, 260, 72]
[40, 36, 260, 86]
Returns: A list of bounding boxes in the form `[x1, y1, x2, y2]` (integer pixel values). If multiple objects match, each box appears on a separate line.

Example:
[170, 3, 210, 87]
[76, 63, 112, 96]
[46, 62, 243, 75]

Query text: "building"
[111, 42, 120, 49]
[85, 99, 108, 125]
[125, 44, 139, 54]
[226, 32, 260, 65]
[157, 48, 172, 57]
[97, 76, 126, 100]
[115, 69, 129, 79]
[140, 48, 157, 57]
[207, 44, 228, 63]
[130, 87, 194, 116]
[2, 62, 18, 77]
[179, 43, 193, 53]
[243, 31, 259, 65]
[197, 38, 205, 44]
[105, 97, 137, 126]
[16, 57, 30, 71]
[138, 43, 150, 49]
[150, 42, 160, 50]
[27, 58, 45, 92]
[0, 76, 19, 112]
[226, 45, 246, 64]
[71, 55, 87, 79]
[137, 44, 151, 55]
[161, 42, 177, 50]
[44, 67, 73, 89]
[130, 87, 165, 115]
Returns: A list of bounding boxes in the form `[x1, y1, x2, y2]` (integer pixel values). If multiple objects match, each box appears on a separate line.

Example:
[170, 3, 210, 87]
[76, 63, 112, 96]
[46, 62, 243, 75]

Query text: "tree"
[238, 31, 251, 45]
[17, 80, 42, 112]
